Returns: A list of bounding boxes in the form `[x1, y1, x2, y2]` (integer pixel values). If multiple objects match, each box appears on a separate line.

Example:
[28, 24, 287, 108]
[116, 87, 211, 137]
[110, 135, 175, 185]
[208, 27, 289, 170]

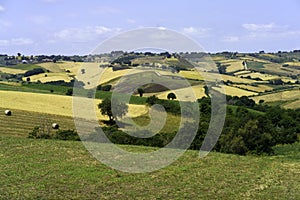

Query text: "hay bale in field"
[5, 110, 12, 116]
[52, 123, 59, 129]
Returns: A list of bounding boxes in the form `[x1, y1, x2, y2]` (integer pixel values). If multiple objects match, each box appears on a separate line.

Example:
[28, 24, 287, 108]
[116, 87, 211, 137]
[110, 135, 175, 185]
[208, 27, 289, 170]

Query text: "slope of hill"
[0, 136, 299, 199]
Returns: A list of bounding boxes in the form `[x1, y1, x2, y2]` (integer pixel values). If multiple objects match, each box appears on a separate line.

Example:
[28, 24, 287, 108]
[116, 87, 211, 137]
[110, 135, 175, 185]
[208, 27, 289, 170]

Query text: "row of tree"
[96, 95, 300, 155]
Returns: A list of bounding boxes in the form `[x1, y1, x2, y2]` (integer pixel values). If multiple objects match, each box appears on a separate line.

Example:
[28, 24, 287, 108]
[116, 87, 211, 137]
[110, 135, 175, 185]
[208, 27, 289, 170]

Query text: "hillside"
[0, 51, 300, 199]
[1, 51, 299, 108]
[0, 136, 299, 199]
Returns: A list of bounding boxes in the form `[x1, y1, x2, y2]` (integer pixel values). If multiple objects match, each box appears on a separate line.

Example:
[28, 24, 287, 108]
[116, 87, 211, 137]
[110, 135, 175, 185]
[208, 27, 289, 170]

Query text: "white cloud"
[0, 40, 9, 46]
[242, 23, 276, 32]
[0, 19, 11, 28]
[0, 38, 34, 46]
[182, 27, 211, 37]
[126, 19, 136, 24]
[54, 26, 122, 41]
[222, 36, 239, 42]
[0, 5, 5, 12]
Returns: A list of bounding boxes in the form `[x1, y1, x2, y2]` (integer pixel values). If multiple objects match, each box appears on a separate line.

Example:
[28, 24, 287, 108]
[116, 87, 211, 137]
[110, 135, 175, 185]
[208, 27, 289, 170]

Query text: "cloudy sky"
[1, 0, 300, 55]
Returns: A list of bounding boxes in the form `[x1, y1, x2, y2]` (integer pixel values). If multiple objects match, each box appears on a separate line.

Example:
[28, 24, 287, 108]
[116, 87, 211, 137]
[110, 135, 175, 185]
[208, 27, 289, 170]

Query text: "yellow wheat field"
[238, 72, 280, 81]
[144, 84, 206, 101]
[234, 70, 251, 75]
[226, 61, 244, 72]
[213, 85, 258, 97]
[232, 84, 273, 92]
[24, 73, 73, 83]
[284, 62, 300, 67]
[0, 90, 148, 120]
[179, 70, 203, 80]
[38, 62, 82, 73]
[283, 99, 300, 109]
[252, 90, 300, 103]
[0, 67, 27, 74]
[232, 84, 273, 93]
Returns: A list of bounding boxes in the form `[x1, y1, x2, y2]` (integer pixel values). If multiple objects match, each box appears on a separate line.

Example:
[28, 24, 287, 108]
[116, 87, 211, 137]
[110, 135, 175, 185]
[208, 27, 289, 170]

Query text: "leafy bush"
[66, 88, 73, 96]
[54, 129, 80, 141]
[28, 127, 80, 141]
[28, 126, 53, 139]
[24, 68, 45, 77]
[101, 85, 112, 91]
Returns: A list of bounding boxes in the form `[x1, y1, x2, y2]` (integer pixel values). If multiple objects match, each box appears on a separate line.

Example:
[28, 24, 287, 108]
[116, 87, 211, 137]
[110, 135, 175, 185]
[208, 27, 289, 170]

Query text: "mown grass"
[0, 136, 299, 199]
[246, 61, 265, 69]
[0, 107, 75, 137]
[132, 112, 181, 133]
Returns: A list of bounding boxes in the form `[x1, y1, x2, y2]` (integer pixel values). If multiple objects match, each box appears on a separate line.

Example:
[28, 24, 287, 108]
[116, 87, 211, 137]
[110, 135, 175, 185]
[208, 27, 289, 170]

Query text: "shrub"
[24, 68, 45, 77]
[28, 127, 80, 141]
[66, 88, 73, 96]
[28, 126, 53, 139]
[54, 129, 80, 141]
[101, 85, 112, 91]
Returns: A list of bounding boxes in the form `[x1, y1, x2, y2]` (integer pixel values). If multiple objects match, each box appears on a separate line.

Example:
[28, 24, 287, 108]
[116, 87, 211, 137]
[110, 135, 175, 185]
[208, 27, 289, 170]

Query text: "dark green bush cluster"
[197, 96, 300, 155]
[28, 126, 80, 141]
[146, 95, 181, 115]
[24, 68, 45, 77]
[99, 126, 176, 147]
[97, 96, 300, 155]
[97, 84, 112, 91]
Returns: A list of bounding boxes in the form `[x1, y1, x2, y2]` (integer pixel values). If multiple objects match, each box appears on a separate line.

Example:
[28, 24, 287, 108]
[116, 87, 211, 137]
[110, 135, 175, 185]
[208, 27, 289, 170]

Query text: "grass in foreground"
[0, 136, 299, 199]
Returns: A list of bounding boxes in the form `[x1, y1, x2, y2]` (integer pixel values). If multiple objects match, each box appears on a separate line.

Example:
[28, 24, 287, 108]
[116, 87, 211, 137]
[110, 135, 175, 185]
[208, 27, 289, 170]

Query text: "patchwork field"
[213, 85, 258, 97]
[24, 72, 73, 83]
[226, 60, 244, 72]
[252, 89, 300, 109]
[232, 84, 273, 93]
[0, 107, 75, 137]
[145, 84, 206, 101]
[0, 91, 148, 120]
[0, 67, 27, 74]
[38, 61, 82, 74]
[238, 72, 280, 81]
[179, 70, 203, 80]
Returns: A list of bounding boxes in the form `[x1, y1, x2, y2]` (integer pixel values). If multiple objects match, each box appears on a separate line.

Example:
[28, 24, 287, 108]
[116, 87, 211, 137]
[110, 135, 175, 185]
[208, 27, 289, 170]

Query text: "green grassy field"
[0, 136, 299, 199]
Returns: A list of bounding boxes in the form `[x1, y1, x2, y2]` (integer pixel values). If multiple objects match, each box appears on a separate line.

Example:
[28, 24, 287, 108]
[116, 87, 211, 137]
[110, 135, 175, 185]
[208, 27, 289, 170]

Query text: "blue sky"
[1, 0, 300, 55]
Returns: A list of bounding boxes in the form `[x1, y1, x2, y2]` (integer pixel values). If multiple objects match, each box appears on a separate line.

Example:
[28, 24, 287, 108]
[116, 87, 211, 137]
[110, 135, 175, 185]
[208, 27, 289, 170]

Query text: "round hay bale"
[52, 123, 59, 129]
[5, 110, 12, 116]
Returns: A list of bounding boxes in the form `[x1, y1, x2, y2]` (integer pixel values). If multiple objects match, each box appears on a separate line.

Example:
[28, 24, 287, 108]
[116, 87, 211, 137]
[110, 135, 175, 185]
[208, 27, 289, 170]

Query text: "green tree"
[204, 85, 209, 97]
[137, 88, 144, 97]
[167, 92, 176, 100]
[98, 98, 128, 122]
[66, 88, 73, 96]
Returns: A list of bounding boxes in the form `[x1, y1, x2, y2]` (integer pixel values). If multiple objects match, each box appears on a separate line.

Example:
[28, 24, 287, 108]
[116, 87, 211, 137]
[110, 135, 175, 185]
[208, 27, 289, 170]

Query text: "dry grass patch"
[251, 89, 300, 104]
[213, 85, 258, 97]
[145, 84, 206, 101]
[238, 72, 280, 81]
[24, 73, 72, 83]
[179, 70, 203, 80]
[0, 91, 147, 121]
[233, 84, 273, 93]
[0, 67, 27, 74]
[226, 61, 244, 72]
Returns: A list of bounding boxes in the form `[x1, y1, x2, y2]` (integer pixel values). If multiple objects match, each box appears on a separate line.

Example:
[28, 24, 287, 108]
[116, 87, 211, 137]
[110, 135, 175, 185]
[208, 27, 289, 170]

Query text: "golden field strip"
[0, 90, 148, 120]
[232, 84, 273, 93]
